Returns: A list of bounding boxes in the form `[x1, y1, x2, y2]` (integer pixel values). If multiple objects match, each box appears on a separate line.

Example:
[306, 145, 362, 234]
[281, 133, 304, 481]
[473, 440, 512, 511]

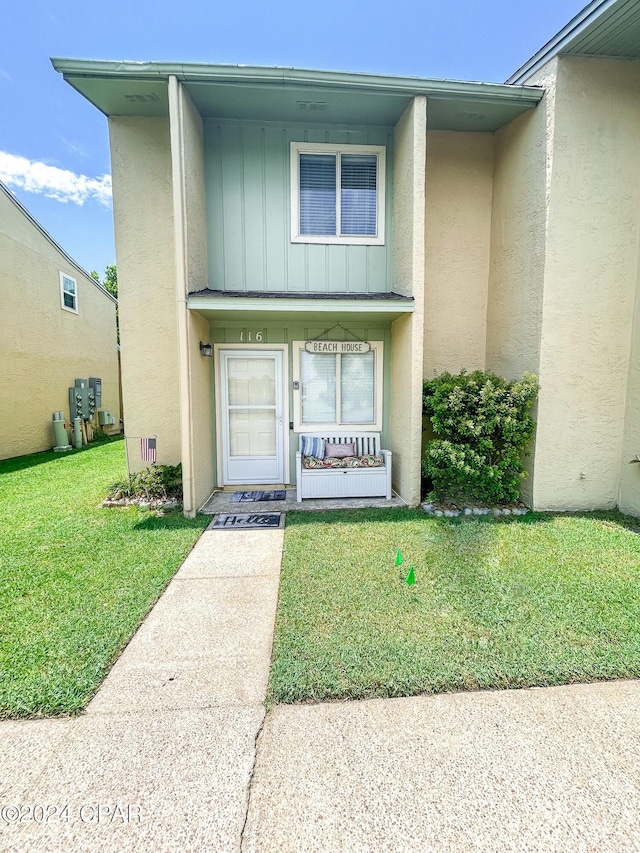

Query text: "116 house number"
[240, 330, 263, 342]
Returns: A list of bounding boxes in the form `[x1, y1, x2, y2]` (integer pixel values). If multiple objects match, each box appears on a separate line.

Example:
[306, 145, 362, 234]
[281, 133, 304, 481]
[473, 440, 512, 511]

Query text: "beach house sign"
[304, 341, 370, 354]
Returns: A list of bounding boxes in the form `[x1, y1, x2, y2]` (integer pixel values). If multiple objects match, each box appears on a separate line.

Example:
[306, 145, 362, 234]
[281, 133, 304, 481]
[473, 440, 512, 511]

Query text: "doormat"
[230, 490, 287, 502]
[211, 513, 282, 530]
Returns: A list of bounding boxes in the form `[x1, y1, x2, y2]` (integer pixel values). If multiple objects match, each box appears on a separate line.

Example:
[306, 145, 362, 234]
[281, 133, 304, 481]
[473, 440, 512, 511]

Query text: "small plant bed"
[421, 500, 530, 518]
[103, 463, 183, 510]
[0, 441, 207, 718]
[268, 508, 640, 705]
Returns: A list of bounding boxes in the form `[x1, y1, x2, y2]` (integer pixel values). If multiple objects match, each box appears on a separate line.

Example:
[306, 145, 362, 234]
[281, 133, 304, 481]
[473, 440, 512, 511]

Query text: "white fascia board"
[187, 295, 414, 314]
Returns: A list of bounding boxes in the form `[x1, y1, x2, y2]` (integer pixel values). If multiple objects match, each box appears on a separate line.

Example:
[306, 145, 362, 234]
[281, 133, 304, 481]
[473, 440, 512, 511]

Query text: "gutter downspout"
[168, 74, 196, 516]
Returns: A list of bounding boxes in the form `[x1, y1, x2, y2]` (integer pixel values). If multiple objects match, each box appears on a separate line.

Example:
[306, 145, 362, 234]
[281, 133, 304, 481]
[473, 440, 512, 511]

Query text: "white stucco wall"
[486, 63, 554, 384]
[169, 79, 214, 513]
[424, 131, 494, 378]
[532, 57, 640, 511]
[0, 187, 120, 459]
[391, 96, 426, 507]
[485, 65, 554, 505]
[109, 116, 180, 472]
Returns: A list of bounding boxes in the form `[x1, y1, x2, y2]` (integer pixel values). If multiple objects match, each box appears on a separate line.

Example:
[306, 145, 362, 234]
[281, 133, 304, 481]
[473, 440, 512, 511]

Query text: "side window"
[292, 341, 383, 431]
[60, 272, 78, 314]
[290, 142, 385, 246]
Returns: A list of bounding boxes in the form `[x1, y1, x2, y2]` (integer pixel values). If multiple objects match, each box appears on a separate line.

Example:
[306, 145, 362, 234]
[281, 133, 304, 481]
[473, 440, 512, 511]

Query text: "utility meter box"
[69, 379, 91, 420]
[69, 386, 83, 420]
[89, 377, 102, 408]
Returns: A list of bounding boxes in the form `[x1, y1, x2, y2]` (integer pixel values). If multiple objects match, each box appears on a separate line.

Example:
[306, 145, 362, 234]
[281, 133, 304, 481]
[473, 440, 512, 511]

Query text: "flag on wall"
[141, 437, 157, 463]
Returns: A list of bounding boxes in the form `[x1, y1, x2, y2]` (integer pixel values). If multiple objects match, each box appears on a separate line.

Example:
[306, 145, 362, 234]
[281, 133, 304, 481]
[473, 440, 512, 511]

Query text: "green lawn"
[268, 508, 640, 704]
[0, 440, 208, 718]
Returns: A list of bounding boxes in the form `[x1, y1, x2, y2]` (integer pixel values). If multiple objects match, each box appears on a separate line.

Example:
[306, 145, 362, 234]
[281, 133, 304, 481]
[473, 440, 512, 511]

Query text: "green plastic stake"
[395, 550, 403, 566]
[405, 567, 416, 586]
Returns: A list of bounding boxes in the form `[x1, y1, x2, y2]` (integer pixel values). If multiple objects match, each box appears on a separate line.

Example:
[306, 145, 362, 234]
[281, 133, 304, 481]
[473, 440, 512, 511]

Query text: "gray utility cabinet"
[69, 378, 97, 421]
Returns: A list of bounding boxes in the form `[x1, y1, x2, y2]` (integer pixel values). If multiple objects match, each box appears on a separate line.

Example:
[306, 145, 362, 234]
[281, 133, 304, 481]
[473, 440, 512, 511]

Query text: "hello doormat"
[211, 513, 283, 530]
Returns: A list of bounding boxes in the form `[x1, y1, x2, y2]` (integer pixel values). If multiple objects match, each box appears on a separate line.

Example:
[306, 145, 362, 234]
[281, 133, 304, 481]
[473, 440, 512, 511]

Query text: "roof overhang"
[187, 290, 414, 324]
[52, 59, 544, 133]
[507, 0, 640, 84]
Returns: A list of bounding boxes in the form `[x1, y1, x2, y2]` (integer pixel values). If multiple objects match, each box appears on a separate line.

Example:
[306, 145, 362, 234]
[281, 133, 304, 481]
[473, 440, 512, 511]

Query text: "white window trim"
[59, 272, 78, 314]
[292, 340, 383, 432]
[290, 142, 386, 246]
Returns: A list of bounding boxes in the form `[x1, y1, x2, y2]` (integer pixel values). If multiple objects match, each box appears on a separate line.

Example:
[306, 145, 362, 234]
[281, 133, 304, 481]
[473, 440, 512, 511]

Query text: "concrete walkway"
[3, 520, 640, 852]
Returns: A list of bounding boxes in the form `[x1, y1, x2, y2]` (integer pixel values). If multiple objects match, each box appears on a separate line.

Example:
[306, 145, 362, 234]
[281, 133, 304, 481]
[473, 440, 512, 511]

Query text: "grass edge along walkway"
[268, 507, 640, 705]
[0, 439, 208, 719]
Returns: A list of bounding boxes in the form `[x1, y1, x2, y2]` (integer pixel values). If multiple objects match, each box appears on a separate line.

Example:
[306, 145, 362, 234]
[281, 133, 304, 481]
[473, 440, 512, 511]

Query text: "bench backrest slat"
[299, 433, 381, 456]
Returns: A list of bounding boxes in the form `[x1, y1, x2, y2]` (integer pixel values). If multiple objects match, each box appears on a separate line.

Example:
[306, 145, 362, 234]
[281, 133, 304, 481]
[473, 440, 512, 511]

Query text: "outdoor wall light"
[199, 341, 213, 358]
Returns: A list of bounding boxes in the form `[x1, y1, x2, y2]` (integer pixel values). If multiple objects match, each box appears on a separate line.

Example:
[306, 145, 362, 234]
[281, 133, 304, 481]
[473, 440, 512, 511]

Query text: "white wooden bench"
[296, 433, 392, 502]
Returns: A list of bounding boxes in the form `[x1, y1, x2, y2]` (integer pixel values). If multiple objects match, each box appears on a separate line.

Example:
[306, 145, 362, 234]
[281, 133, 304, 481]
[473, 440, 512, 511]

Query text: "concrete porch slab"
[200, 488, 406, 514]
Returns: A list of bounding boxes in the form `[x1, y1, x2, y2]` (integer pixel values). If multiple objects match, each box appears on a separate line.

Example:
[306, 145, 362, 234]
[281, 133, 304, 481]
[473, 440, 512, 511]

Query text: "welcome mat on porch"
[230, 490, 287, 502]
[211, 513, 283, 530]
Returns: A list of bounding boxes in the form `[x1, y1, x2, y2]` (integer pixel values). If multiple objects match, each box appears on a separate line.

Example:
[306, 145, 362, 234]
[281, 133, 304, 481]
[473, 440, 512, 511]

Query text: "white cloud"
[0, 151, 112, 207]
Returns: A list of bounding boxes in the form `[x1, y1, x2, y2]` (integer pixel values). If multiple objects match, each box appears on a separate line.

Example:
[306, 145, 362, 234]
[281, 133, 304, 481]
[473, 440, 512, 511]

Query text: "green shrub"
[108, 463, 183, 501]
[422, 370, 538, 504]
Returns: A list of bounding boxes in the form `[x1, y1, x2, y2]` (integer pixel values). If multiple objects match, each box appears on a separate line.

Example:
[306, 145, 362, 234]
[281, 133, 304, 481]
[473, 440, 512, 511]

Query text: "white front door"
[219, 350, 285, 485]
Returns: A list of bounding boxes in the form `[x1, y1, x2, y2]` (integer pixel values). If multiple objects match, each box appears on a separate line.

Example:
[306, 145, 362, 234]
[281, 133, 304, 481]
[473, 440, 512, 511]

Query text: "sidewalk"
[3, 518, 640, 852]
[244, 679, 640, 852]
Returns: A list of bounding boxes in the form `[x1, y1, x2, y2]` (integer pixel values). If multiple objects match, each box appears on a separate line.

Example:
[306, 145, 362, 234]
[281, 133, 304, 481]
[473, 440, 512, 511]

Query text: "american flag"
[141, 437, 157, 463]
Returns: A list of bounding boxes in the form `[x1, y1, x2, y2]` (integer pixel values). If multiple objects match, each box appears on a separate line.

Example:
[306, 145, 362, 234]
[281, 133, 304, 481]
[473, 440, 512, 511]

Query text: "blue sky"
[1, 0, 586, 280]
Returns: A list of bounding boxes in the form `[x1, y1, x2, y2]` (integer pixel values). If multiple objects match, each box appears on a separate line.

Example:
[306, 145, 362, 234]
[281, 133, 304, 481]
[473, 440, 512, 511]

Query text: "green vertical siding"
[203, 122, 393, 293]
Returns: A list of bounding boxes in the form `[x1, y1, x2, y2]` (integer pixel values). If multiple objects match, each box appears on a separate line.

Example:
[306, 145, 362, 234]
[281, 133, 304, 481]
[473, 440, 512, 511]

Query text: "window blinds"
[340, 351, 375, 423]
[301, 352, 337, 423]
[301, 351, 375, 426]
[340, 155, 377, 237]
[299, 152, 378, 237]
[299, 154, 336, 236]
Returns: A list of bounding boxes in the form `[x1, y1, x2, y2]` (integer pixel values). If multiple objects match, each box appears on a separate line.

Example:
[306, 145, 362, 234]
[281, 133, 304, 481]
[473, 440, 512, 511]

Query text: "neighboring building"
[0, 182, 121, 459]
[52, 0, 640, 516]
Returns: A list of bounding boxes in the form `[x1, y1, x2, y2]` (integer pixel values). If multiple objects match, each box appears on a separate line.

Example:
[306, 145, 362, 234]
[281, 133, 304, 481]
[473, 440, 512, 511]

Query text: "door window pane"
[229, 409, 276, 456]
[301, 352, 337, 423]
[341, 351, 375, 423]
[227, 358, 275, 405]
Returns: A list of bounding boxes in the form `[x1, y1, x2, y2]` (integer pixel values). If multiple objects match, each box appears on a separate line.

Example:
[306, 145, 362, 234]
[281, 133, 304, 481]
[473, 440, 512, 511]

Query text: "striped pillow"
[300, 435, 325, 459]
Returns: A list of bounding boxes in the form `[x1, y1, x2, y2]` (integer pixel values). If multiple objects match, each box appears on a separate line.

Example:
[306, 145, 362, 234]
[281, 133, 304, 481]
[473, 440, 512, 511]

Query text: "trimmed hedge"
[422, 370, 538, 504]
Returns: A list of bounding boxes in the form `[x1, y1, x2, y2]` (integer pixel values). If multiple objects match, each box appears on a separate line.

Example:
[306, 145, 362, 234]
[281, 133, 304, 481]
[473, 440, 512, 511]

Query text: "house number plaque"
[305, 341, 370, 354]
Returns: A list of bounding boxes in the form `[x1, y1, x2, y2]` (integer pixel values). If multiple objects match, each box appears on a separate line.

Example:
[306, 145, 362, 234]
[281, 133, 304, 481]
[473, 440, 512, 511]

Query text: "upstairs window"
[291, 142, 385, 245]
[60, 272, 78, 313]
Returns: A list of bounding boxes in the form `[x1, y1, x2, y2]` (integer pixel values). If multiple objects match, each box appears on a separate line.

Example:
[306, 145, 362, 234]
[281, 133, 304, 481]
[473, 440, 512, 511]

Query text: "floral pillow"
[325, 442, 356, 459]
